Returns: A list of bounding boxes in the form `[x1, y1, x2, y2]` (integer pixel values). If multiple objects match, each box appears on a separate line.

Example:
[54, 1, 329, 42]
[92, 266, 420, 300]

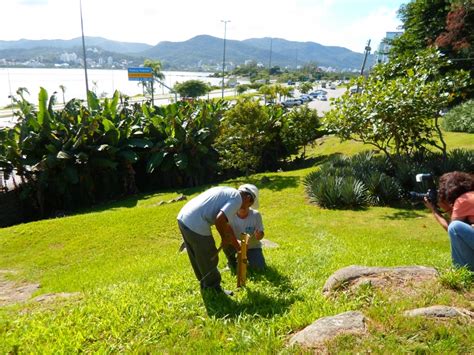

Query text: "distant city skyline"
[1, 0, 406, 53]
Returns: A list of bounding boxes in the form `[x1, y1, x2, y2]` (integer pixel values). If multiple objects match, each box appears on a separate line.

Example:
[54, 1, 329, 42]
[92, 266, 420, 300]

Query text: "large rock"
[289, 311, 366, 348]
[404, 305, 474, 320]
[323, 265, 438, 295]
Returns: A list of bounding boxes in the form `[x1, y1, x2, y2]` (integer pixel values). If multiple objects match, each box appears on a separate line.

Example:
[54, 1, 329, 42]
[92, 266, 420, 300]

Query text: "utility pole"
[356, 39, 371, 94]
[268, 38, 273, 71]
[360, 39, 371, 76]
[79, 0, 90, 107]
[221, 20, 230, 98]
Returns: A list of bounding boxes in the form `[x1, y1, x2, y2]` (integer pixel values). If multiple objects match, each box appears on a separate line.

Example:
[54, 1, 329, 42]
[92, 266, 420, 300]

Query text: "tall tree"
[324, 49, 470, 160]
[391, 0, 450, 56]
[435, 1, 474, 69]
[390, 0, 473, 97]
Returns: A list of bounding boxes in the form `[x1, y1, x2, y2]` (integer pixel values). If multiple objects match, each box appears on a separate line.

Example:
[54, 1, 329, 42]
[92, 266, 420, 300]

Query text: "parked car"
[309, 90, 327, 99]
[318, 94, 328, 101]
[299, 94, 312, 102]
[282, 98, 302, 107]
[287, 80, 295, 85]
[350, 86, 363, 94]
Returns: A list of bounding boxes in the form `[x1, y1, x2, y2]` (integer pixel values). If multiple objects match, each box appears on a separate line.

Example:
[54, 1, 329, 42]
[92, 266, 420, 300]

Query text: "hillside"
[143, 35, 370, 70]
[0, 36, 152, 54]
[0, 131, 472, 352]
[0, 35, 371, 71]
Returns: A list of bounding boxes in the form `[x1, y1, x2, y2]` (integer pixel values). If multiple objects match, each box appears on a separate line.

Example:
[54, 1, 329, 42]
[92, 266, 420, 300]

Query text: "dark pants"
[223, 245, 266, 270]
[178, 220, 221, 289]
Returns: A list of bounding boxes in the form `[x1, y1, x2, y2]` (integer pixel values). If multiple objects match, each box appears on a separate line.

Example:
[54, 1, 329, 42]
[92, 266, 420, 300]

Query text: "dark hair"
[438, 171, 474, 205]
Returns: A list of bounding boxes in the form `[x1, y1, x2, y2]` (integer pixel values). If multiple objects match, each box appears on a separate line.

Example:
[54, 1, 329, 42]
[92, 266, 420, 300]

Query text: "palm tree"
[140, 59, 166, 99]
[258, 85, 276, 105]
[277, 85, 292, 101]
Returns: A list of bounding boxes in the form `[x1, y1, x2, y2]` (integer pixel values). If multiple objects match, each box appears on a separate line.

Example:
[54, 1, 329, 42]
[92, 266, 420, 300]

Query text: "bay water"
[0, 68, 224, 108]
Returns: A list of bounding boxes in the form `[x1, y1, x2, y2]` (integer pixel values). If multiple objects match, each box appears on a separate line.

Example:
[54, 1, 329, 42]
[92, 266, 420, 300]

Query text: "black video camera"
[409, 173, 438, 205]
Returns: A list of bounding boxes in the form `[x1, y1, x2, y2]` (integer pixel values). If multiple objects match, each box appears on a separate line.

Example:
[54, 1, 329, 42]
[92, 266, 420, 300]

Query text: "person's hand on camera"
[423, 197, 437, 212]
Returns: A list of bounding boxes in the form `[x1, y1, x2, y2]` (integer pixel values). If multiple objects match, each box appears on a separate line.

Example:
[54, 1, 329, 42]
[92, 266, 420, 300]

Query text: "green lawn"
[0, 131, 473, 353]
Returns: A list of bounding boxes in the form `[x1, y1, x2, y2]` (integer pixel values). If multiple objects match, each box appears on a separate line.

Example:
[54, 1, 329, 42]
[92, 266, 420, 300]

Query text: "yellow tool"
[237, 233, 250, 287]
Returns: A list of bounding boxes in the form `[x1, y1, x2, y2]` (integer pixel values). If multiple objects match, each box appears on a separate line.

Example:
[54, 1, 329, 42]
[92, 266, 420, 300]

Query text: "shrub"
[282, 105, 324, 158]
[0, 89, 227, 220]
[364, 172, 402, 206]
[304, 172, 367, 209]
[442, 99, 474, 133]
[214, 99, 305, 176]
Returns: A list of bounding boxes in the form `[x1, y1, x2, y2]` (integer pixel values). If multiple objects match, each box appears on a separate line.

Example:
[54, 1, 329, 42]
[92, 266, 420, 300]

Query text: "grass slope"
[0, 132, 473, 353]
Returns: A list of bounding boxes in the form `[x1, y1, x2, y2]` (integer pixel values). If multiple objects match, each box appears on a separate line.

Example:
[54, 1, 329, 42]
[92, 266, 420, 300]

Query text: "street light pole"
[221, 20, 230, 98]
[79, 0, 90, 107]
[268, 37, 273, 70]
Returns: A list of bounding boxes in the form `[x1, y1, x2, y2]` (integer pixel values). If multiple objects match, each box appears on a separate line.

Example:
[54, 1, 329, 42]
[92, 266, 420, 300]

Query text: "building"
[376, 31, 403, 64]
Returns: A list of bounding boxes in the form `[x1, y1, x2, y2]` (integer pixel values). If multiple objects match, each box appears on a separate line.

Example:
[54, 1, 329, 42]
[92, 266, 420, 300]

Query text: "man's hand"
[215, 211, 241, 252]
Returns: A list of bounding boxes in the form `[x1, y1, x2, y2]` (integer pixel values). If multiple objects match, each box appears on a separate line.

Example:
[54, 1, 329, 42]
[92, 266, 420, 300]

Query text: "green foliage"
[214, 99, 287, 175]
[0, 90, 227, 218]
[140, 99, 227, 188]
[173, 80, 210, 98]
[442, 99, 474, 133]
[298, 81, 313, 94]
[392, 0, 474, 74]
[282, 105, 324, 157]
[392, 0, 450, 56]
[236, 84, 250, 95]
[325, 49, 471, 159]
[258, 85, 277, 104]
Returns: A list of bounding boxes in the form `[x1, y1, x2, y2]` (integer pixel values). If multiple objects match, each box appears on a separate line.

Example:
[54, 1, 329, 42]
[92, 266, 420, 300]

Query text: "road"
[306, 87, 345, 114]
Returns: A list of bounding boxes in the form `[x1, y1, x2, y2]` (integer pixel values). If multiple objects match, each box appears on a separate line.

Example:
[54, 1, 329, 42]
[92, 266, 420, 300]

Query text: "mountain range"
[0, 35, 372, 71]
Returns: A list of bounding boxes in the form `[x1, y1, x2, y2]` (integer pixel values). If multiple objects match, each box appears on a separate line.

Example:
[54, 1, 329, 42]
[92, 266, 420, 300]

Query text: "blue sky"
[0, 0, 408, 52]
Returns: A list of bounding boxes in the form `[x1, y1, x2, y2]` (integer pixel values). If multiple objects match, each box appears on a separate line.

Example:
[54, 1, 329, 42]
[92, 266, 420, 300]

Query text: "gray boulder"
[289, 311, 366, 348]
[323, 265, 438, 295]
[404, 305, 474, 320]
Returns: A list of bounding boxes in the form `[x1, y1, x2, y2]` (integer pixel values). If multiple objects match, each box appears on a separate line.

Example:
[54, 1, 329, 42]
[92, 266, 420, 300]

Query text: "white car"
[282, 98, 302, 107]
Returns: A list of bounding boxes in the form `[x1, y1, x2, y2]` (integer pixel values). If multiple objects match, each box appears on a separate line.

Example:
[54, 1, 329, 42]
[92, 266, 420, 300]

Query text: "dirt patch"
[0, 270, 80, 306]
[0, 270, 40, 306]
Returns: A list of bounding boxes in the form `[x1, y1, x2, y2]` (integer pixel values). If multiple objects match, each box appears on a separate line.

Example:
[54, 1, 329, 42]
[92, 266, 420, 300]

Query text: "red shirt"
[451, 191, 474, 224]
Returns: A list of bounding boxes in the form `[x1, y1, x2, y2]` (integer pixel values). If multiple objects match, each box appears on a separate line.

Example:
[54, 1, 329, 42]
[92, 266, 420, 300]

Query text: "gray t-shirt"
[177, 186, 242, 236]
[229, 209, 264, 249]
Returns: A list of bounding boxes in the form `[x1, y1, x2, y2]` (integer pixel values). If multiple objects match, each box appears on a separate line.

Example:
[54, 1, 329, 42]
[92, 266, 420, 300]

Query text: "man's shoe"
[221, 289, 234, 296]
[202, 286, 234, 296]
[214, 286, 234, 296]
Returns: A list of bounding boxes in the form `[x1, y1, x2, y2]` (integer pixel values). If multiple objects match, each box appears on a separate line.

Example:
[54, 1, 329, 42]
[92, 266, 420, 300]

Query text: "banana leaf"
[146, 151, 167, 173]
[117, 150, 139, 163]
[127, 138, 153, 149]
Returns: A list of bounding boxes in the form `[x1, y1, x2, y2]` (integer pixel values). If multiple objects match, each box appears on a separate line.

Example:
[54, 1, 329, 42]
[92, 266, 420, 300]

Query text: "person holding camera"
[424, 171, 474, 271]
